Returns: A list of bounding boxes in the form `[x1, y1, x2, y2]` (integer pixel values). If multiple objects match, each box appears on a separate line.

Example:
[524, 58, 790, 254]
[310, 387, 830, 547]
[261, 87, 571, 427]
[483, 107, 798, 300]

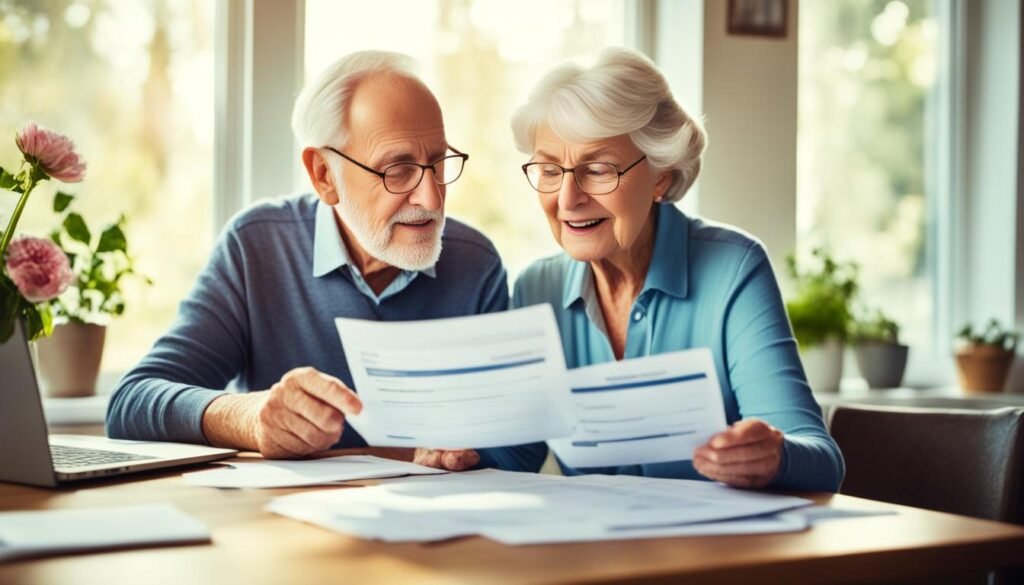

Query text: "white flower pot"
[35, 322, 106, 398]
[800, 338, 845, 393]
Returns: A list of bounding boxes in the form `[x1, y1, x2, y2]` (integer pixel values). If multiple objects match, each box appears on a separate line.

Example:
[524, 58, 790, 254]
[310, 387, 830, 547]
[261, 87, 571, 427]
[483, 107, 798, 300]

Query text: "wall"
[697, 0, 799, 277]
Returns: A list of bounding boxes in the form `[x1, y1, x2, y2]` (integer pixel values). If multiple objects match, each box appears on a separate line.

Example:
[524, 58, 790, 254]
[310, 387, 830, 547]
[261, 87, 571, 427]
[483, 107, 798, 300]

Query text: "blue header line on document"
[571, 373, 707, 394]
[571, 430, 697, 447]
[365, 357, 546, 378]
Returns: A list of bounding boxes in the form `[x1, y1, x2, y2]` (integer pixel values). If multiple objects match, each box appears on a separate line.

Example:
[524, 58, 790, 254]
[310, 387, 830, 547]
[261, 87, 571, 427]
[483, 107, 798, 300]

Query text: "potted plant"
[34, 192, 149, 397]
[785, 248, 858, 392]
[954, 319, 1020, 393]
[850, 308, 909, 389]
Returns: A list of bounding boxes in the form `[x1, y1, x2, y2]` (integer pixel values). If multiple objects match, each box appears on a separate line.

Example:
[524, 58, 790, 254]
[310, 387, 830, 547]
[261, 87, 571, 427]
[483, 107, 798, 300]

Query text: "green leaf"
[63, 213, 91, 245]
[96, 223, 127, 253]
[0, 167, 17, 191]
[53, 191, 75, 213]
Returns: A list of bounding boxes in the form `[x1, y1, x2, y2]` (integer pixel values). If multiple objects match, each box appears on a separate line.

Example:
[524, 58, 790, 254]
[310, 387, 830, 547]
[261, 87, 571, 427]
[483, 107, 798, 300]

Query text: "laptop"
[0, 321, 237, 487]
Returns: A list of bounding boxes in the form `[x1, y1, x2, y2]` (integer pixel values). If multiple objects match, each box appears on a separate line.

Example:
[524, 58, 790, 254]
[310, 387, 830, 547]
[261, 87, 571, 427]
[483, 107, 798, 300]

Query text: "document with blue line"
[335, 305, 573, 449]
[548, 349, 727, 468]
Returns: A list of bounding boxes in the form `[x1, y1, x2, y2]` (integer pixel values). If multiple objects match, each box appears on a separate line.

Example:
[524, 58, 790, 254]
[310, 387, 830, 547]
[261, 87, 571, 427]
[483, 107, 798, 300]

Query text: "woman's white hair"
[510, 47, 707, 203]
[291, 50, 421, 150]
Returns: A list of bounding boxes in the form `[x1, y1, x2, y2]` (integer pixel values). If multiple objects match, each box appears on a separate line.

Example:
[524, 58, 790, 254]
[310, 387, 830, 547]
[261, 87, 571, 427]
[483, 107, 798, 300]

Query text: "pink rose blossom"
[5, 236, 74, 303]
[15, 122, 87, 183]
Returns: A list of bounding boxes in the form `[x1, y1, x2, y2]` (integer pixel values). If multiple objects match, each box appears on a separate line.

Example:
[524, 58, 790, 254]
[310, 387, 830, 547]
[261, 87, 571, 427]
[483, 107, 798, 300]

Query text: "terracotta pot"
[954, 344, 1015, 393]
[35, 322, 106, 398]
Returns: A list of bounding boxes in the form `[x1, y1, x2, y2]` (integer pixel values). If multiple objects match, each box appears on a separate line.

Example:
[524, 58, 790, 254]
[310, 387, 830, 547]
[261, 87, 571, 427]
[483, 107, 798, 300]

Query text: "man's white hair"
[291, 50, 421, 150]
[510, 47, 707, 203]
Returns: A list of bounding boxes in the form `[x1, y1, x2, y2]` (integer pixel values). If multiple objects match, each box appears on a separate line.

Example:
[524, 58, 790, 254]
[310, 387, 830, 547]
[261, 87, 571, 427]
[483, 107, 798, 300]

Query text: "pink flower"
[15, 122, 87, 183]
[5, 236, 74, 303]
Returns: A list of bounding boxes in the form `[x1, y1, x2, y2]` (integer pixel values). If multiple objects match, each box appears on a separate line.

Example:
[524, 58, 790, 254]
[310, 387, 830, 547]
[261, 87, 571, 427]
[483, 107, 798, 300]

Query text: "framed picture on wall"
[728, 0, 788, 38]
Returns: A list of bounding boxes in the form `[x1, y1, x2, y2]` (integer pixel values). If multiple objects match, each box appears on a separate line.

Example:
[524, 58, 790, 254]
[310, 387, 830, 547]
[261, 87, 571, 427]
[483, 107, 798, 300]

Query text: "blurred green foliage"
[785, 248, 859, 348]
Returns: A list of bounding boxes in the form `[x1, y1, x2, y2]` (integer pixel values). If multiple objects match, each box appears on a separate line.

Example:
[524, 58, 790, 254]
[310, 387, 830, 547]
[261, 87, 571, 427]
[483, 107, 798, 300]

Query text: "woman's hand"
[693, 419, 784, 489]
[413, 448, 480, 471]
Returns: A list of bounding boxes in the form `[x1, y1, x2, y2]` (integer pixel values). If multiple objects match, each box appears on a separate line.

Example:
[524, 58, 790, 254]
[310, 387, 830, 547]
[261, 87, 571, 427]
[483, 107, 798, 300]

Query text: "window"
[303, 0, 626, 277]
[797, 1, 943, 371]
[0, 0, 215, 372]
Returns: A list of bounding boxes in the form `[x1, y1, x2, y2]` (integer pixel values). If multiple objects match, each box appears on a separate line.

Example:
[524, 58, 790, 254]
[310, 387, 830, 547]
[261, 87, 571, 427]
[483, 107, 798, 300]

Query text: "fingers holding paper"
[413, 448, 481, 471]
[255, 367, 363, 459]
[692, 419, 784, 489]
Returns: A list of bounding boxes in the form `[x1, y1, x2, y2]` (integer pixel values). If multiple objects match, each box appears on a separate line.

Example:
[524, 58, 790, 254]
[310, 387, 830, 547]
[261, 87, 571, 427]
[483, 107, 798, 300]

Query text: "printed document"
[267, 469, 813, 544]
[336, 305, 572, 449]
[549, 349, 728, 467]
[181, 455, 446, 489]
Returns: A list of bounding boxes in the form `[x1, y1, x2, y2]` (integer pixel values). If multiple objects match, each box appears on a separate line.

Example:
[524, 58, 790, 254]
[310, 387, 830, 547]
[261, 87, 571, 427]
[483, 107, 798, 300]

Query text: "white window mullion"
[214, 0, 304, 232]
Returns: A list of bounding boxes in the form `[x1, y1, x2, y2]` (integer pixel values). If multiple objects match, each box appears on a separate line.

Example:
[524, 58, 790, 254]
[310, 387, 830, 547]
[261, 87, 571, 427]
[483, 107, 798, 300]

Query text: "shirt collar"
[561, 203, 689, 309]
[312, 199, 437, 279]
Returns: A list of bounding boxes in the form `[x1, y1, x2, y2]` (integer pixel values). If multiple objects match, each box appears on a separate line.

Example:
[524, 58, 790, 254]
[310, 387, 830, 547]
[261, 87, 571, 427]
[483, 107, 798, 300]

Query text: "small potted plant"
[850, 308, 909, 389]
[785, 248, 858, 392]
[34, 192, 149, 397]
[954, 319, 1020, 393]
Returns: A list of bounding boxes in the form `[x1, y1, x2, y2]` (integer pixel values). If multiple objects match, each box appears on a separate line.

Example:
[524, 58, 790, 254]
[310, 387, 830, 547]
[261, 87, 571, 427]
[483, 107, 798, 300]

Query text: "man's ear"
[302, 147, 340, 206]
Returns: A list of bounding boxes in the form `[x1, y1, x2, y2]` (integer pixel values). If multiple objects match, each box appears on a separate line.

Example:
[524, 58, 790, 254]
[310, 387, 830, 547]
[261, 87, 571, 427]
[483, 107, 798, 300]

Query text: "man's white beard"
[333, 194, 445, 272]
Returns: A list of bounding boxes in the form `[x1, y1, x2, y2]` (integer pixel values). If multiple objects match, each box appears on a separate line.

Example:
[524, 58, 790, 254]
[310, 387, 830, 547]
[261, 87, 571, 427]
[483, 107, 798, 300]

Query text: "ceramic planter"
[35, 322, 106, 398]
[853, 342, 909, 389]
[954, 344, 1015, 393]
[799, 338, 844, 393]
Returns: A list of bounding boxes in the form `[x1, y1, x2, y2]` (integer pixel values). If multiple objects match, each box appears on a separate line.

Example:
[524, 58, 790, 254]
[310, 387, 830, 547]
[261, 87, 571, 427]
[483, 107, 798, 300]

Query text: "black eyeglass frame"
[322, 145, 469, 194]
[520, 155, 648, 195]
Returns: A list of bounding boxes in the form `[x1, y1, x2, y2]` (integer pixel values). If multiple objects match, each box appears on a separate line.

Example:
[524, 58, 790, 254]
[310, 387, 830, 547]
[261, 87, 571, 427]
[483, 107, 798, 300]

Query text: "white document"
[0, 504, 209, 562]
[485, 513, 808, 545]
[267, 469, 813, 544]
[549, 349, 727, 468]
[181, 455, 446, 488]
[336, 305, 572, 449]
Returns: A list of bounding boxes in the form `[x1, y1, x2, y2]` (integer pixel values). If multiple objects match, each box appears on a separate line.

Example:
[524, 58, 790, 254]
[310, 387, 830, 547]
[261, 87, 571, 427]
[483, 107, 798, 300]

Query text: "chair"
[828, 404, 1024, 524]
[828, 405, 1024, 585]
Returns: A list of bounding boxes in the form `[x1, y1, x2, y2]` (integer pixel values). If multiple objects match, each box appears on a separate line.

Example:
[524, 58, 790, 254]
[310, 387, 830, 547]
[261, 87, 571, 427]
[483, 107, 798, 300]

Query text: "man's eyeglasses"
[521, 155, 647, 196]
[323, 146, 469, 195]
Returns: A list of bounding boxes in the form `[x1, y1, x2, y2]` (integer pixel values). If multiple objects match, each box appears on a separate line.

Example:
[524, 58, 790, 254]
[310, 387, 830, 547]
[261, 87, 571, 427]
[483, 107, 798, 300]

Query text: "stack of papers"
[181, 455, 447, 488]
[0, 504, 209, 562]
[267, 469, 815, 544]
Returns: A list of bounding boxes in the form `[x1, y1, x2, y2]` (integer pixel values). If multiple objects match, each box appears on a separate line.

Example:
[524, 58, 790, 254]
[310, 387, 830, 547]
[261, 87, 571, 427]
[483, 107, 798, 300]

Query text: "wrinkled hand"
[413, 448, 480, 471]
[693, 419, 784, 489]
[251, 367, 362, 459]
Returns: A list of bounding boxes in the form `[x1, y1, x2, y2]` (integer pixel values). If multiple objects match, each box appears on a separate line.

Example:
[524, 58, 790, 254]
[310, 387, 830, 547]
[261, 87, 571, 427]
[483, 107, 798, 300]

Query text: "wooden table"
[1, 459, 1023, 585]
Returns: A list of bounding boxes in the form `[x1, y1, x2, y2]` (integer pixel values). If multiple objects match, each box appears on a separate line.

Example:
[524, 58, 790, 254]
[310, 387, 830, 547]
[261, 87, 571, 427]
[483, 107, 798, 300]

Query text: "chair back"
[829, 405, 1024, 524]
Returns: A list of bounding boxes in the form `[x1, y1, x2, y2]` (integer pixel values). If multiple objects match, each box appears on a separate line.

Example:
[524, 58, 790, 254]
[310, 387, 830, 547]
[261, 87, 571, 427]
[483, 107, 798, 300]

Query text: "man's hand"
[203, 367, 362, 459]
[692, 419, 784, 489]
[413, 448, 480, 471]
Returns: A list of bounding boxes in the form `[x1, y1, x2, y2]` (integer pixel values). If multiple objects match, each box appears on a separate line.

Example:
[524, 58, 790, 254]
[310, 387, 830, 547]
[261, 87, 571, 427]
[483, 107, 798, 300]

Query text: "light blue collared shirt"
[511, 204, 844, 492]
[312, 199, 435, 304]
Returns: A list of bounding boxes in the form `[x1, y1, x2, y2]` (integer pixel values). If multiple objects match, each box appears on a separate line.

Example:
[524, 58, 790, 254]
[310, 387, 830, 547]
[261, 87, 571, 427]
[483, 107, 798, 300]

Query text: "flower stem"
[0, 172, 37, 260]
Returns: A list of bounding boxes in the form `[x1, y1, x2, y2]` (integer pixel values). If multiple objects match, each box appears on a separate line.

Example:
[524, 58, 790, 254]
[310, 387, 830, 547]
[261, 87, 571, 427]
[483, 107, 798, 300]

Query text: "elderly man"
[108, 51, 517, 471]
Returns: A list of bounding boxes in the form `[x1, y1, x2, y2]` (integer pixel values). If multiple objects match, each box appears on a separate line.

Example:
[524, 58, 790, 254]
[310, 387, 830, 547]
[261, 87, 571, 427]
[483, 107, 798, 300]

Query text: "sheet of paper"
[485, 513, 808, 545]
[548, 349, 728, 468]
[335, 305, 572, 449]
[0, 504, 209, 562]
[181, 455, 446, 488]
[267, 469, 813, 544]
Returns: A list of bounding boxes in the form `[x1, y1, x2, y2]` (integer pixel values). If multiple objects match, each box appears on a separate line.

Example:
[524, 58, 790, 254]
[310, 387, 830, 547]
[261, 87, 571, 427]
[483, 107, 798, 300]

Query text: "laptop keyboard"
[50, 444, 156, 469]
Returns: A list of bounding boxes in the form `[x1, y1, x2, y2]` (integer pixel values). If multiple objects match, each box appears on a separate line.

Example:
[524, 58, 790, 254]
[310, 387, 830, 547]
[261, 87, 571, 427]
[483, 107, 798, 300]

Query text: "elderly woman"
[506, 48, 843, 492]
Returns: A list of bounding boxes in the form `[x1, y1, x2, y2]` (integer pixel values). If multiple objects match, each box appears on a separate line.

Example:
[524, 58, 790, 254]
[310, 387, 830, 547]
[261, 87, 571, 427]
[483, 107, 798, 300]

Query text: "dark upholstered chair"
[828, 405, 1024, 585]
[829, 404, 1024, 524]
